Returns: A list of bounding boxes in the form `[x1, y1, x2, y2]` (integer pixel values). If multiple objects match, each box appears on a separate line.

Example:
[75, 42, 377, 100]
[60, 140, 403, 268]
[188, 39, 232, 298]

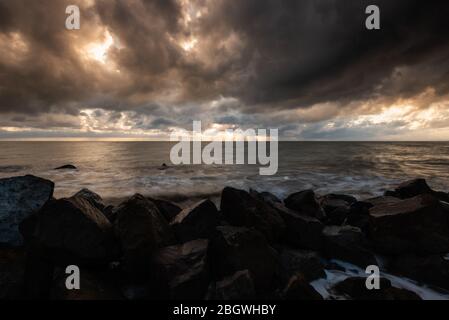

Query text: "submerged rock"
[368, 194, 449, 255]
[207, 270, 256, 300]
[284, 190, 326, 220]
[282, 274, 323, 300]
[0, 175, 54, 246]
[114, 194, 176, 279]
[210, 226, 278, 293]
[153, 239, 210, 299]
[54, 164, 77, 170]
[171, 199, 219, 243]
[220, 187, 285, 242]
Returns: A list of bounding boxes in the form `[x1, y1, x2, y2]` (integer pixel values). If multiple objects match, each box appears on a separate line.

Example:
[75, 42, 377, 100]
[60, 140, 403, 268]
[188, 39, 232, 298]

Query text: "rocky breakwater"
[0, 175, 448, 300]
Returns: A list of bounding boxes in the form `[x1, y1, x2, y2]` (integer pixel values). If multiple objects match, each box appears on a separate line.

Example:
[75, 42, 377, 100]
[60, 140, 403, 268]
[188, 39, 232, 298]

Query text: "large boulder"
[386, 179, 449, 202]
[333, 277, 421, 300]
[170, 200, 219, 243]
[73, 189, 106, 213]
[209, 226, 278, 293]
[148, 197, 182, 222]
[0, 175, 54, 246]
[368, 194, 449, 255]
[20, 195, 118, 265]
[278, 247, 325, 283]
[388, 254, 449, 290]
[282, 274, 323, 300]
[220, 187, 285, 242]
[273, 203, 323, 250]
[206, 270, 256, 300]
[249, 189, 282, 207]
[114, 194, 176, 279]
[284, 190, 326, 220]
[322, 225, 377, 268]
[153, 239, 210, 300]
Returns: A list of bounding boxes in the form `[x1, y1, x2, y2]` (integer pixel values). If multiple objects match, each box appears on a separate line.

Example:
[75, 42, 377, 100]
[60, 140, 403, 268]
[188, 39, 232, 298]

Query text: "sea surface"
[0, 141, 448, 202]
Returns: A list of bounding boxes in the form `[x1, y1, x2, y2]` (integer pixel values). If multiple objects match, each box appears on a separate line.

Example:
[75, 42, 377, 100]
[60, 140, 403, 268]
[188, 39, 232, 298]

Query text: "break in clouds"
[0, 0, 449, 140]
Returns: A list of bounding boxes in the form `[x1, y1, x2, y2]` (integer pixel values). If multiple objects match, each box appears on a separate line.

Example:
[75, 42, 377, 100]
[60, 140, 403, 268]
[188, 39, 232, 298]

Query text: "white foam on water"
[310, 259, 449, 300]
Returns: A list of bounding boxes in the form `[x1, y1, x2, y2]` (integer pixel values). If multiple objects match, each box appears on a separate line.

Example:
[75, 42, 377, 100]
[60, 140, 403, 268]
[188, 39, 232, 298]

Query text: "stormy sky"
[0, 0, 448, 140]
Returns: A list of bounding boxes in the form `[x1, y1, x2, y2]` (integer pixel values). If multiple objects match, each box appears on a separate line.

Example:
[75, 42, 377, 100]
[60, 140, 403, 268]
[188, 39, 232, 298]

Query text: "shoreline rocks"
[1, 175, 448, 300]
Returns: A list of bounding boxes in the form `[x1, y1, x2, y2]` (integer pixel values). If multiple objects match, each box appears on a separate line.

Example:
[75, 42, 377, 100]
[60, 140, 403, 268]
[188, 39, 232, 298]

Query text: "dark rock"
[0, 175, 54, 246]
[114, 194, 176, 279]
[282, 274, 323, 300]
[54, 164, 77, 170]
[273, 203, 323, 250]
[284, 190, 326, 220]
[73, 188, 106, 212]
[153, 239, 210, 300]
[220, 187, 285, 242]
[278, 247, 325, 282]
[386, 179, 449, 202]
[389, 254, 449, 290]
[149, 198, 182, 222]
[325, 262, 346, 272]
[210, 226, 278, 292]
[319, 194, 357, 214]
[171, 200, 219, 243]
[0, 246, 26, 299]
[207, 270, 256, 300]
[334, 277, 420, 300]
[158, 163, 169, 170]
[249, 189, 282, 207]
[51, 267, 124, 300]
[20, 195, 118, 265]
[326, 206, 350, 226]
[368, 194, 449, 255]
[322, 225, 377, 268]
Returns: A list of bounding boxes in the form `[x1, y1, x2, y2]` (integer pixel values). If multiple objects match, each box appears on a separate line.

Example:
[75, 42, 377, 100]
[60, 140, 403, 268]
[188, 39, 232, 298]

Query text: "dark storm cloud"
[0, 0, 448, 135]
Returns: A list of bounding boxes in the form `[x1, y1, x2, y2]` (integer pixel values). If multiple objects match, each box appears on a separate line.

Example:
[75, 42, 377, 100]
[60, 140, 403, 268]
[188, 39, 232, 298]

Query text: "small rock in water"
[54, 164, 77, 170]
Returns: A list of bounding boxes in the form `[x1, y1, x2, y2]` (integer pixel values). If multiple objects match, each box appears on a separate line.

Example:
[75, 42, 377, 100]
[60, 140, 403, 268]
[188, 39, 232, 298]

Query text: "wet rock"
[386, 179, 449, 202]
[389, 254, 449, 290]
[333, 277, 420, 300]
[278, 247, 325, 282]
[368, 194, 449, 255]
[149, 198, 182, 222]
[249, 189, 282, 207]
[0, 175, 54, 246]
[319, 194, 357, 214]
[153, 239, 210, 300]
[54, 164, 77, 170]
[322, 225, 377, 268]
[20, 195, 118, 265]
[171, 200, 219, 243]
[284, 190, 326, 220]
[273, 203, 323, 250]
[0, 246, 26, 299]
[326, 206, 350, 226]
[220, 187, 285, 242]
[73, 189, 106, 212]
[282, 274, 323, 300]
[114, 194, 176, 279]
[207, 270, 256, 300]
[210, 226, 278, 292]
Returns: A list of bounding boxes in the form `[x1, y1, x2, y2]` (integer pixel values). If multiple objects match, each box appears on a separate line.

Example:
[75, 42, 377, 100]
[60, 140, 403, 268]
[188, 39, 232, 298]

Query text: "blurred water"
[0, 141, 447, 201]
